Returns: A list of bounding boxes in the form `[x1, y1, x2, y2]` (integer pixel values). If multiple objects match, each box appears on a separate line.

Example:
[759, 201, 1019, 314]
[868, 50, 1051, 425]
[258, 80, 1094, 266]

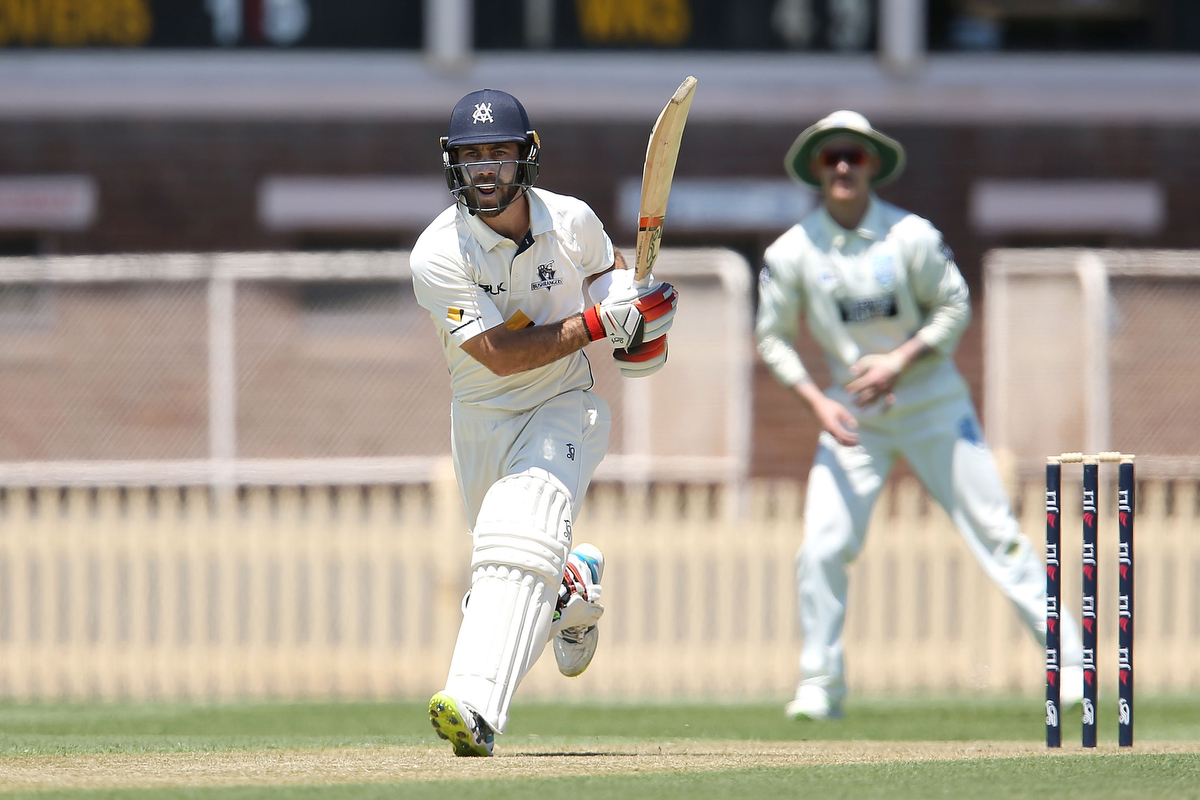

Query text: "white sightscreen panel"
[1109, 276, 1200, 457]
[970, 181, 1164, 235]
[0, 176, 96, 230]
[258, 177, 450, 231]
[617, 178, 816, 232]
[996, 273, 1087, 460]
[986, 249, 1200, 476]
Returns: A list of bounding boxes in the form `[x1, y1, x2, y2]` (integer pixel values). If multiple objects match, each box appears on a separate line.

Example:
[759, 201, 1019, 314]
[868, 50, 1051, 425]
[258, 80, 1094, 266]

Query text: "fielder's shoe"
[429, 692, 494, 757]
[1060, 664, 1085, 709]
[552, 543, 605, 677]
[786, 684, 844, 721]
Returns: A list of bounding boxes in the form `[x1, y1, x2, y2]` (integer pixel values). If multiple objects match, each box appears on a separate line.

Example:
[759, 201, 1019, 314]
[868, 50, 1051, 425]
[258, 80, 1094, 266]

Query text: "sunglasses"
[820, 147, 869, 167]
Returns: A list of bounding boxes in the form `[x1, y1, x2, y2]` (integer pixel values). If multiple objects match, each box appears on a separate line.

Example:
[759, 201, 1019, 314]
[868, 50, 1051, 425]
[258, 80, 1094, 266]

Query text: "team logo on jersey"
[472, 102, 493, 124]
[838, 293, 897, 323]
[477, 281, 506, 295]
[872, 252, 896, 288]
[532, 260, 563, 292]
[566, 443, 576, 461]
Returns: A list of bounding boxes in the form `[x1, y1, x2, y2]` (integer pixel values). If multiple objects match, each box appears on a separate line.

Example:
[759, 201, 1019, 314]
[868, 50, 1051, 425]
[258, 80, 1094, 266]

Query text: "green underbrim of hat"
[785, 130, 905, 189]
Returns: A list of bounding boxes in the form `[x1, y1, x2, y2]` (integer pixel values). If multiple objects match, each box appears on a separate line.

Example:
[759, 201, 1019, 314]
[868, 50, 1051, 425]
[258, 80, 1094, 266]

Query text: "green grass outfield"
[1, 695, 1198, 799]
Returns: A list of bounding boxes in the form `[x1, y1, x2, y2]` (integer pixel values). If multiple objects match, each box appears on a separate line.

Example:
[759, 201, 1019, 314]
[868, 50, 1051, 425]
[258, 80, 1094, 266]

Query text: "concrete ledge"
[2, 51, 1200, 124]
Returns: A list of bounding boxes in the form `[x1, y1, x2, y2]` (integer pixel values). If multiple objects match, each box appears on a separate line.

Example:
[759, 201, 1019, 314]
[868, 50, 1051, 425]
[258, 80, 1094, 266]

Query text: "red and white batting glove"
[613, 335, 668, 377]
[583, 281, 678, 351]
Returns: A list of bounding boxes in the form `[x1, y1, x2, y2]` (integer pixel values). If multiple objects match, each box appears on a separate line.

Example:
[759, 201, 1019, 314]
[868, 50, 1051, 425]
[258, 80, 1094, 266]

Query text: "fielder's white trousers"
[796, 394, 1083, 703]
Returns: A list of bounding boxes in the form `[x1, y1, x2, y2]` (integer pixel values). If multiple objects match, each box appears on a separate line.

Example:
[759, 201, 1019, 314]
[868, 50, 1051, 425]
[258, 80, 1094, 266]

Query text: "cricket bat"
[634, 75, 697, 285]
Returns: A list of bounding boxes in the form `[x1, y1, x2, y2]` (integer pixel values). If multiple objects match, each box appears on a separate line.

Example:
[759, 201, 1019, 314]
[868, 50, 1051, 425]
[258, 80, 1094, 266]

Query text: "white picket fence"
[0, 473, 1196, 701]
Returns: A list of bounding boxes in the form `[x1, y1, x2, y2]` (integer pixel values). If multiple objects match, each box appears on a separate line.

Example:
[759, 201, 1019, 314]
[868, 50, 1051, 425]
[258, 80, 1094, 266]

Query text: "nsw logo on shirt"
[531, 260, 563, 292]
[872, 252, 897, 288]
[839, 293, 898, 323]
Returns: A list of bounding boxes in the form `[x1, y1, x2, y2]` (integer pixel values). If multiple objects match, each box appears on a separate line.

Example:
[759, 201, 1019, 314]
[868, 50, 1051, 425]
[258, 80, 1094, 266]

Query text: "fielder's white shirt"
[756, 195, 972, 420]
[411, 188, 616, 412]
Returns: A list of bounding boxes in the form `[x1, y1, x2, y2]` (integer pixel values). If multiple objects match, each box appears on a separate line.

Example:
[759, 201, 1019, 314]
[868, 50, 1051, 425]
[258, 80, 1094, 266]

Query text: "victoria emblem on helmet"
[441, 89, 541, 214]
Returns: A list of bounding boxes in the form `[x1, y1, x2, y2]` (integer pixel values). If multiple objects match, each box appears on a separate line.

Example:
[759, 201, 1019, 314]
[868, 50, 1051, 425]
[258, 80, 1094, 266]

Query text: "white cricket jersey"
[411, 188, 616, 412]
[756, 195, 972, 419]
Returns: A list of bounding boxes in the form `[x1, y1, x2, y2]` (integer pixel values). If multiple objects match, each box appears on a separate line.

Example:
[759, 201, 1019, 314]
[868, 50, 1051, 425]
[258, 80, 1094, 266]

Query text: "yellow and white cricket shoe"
[786, 684, 844, 721]
[552, 543, 605, 677]
[429, 692, 494, 757]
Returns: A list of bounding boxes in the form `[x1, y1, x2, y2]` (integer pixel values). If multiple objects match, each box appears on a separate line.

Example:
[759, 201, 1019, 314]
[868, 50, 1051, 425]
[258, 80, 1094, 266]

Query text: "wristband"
[582, 304, 606, 342]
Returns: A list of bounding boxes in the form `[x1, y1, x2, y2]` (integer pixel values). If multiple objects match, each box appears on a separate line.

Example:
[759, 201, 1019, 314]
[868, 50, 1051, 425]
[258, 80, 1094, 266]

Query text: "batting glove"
[613, 335, 668, 377]
[583, 281, 678, 351]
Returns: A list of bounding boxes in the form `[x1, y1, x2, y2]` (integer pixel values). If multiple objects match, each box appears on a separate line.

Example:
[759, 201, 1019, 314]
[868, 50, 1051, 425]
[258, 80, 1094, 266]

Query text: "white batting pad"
[443, 469, 573, 734]
[470, 470, 572, 578]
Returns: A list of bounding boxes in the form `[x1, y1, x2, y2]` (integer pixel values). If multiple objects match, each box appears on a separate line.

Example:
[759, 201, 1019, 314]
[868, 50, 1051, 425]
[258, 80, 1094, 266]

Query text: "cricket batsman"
[410, 89, 678, 755]
[756, 110, 1084, 720]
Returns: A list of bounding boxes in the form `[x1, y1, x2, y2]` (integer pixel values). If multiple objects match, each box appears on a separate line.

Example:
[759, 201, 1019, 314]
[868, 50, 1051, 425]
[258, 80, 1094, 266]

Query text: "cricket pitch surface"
[5, 740, 1200, 792]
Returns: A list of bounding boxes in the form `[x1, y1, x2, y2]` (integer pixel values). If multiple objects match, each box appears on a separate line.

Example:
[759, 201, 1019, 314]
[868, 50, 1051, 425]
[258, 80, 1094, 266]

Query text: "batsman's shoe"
[429, 692, 494, 757]
[1060, 664, 1085, 709]
[552, 543, 605, 677]
[786, 684, 844, 721]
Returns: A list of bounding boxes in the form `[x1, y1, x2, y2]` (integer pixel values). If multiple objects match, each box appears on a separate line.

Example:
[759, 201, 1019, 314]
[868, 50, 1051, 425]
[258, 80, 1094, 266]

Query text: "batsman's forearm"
[463, 316, 593, 376]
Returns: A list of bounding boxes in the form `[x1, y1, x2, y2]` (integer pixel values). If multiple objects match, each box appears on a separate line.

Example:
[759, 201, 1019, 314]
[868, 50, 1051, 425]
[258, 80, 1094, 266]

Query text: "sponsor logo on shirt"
[477, 281, 506, 295]
[532, 260, 563, 292]
[838, 293, 898, 323]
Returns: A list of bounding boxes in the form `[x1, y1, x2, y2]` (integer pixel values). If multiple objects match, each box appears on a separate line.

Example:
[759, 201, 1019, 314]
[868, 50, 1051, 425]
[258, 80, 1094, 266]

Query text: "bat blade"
[634, 75, 697, 284]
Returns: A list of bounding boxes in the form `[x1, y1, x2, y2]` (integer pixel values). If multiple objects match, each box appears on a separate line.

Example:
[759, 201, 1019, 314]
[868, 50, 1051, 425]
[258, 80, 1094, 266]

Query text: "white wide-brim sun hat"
[784, 110, 907, 189]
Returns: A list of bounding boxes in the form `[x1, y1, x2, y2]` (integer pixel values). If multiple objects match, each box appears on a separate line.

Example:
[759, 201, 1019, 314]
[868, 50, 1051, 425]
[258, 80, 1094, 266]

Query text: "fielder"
[410, 89, 678, 755]
[756, 110, 1084, 720]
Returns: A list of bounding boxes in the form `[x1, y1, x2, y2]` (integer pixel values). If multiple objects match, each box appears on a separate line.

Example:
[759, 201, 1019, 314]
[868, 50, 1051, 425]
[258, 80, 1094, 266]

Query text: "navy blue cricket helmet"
[441, 89, 540, 213]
